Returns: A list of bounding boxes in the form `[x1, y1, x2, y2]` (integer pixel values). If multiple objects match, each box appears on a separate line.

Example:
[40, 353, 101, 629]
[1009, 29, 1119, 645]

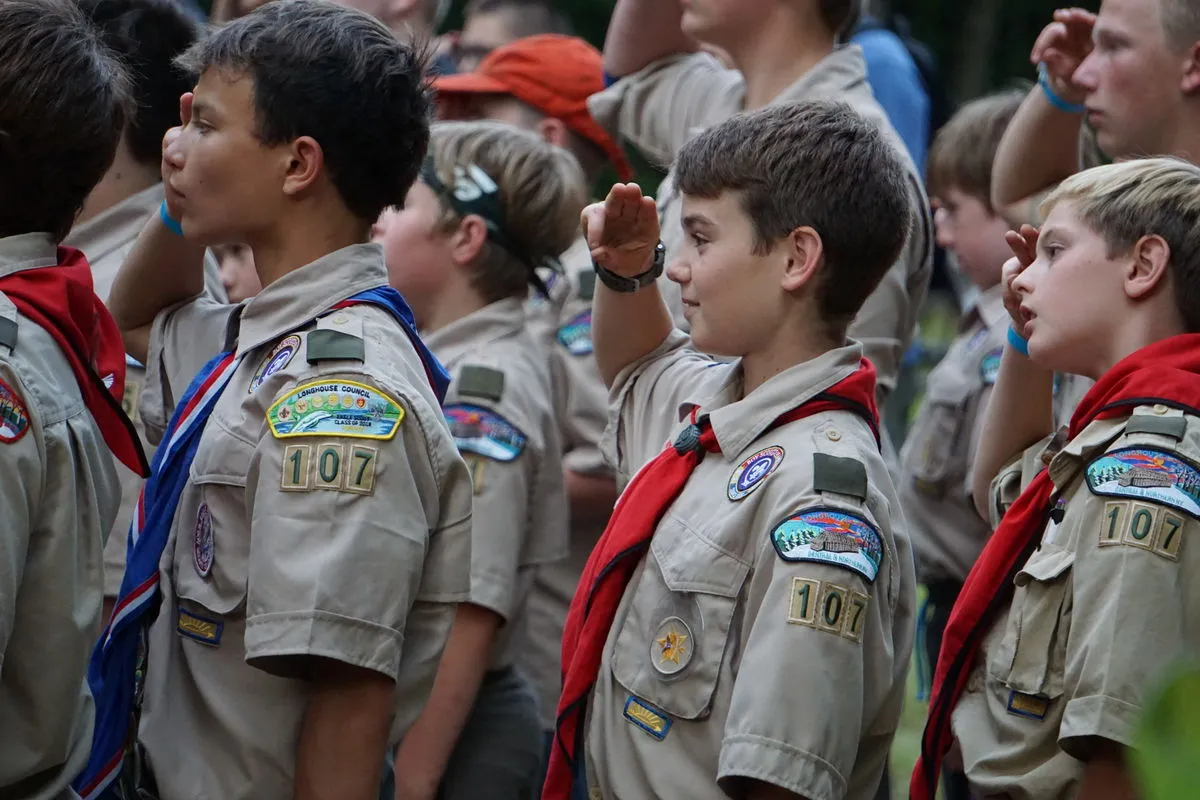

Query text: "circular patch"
[0, 379, 30, 443]
[727, 445, 784, 500]
[650, 616, 693, 676]
[249, 335, 300, 393]
[193, 503, 214, 578]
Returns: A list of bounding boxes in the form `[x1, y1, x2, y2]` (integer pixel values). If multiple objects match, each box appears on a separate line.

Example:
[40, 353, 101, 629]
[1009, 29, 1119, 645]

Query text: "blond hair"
[428, 120, 587, 303]
[1042, 157, 1200, 331]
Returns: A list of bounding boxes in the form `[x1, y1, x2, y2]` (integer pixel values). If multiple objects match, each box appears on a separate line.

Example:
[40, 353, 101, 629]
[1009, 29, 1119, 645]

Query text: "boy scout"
[0, 1, 143, 797]
[431, 33, 631, 749]
[545, 101, 918, 800]
[83, 5, 473, 799]
[591, 0, 933, 409]
[915, 158, 1200, 800]
[375, 121, 583, 799]
[67, 0, 228, 619]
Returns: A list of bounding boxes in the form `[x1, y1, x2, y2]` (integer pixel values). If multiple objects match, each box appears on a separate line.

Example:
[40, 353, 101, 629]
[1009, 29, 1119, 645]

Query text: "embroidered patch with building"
[1006, 690, 1049, 720]
[267, 380, 403, 440]
[445, 404, 527, 462]
[250, 334, 300, 393]
[623, 696, 672, 740]
[0, 379, 29, 443]
[728, 446, 784, 500]
[770, 508, 884, 582]
[980, 347, 1003, 385]
[1085, 447, 1200, 520]
[177, 607, 223, 646]
[556, 310, 593, 356]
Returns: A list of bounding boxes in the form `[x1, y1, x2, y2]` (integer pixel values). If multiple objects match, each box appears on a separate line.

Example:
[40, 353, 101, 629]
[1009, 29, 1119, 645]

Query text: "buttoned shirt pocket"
[989, 545, 1074, 701]
[611, 514, 750, 720]
[906, 377, 973, 497]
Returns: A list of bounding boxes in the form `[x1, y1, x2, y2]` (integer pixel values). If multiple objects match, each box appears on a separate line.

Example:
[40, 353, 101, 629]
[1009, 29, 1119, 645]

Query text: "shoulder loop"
[0, 295, 17, 355]
[306, 312, 365, 364]
[1124, 408, 1188, 441]
[458, 364, 505, 402]
[577, 269, 596, 302]
[813, 452, 868, 501]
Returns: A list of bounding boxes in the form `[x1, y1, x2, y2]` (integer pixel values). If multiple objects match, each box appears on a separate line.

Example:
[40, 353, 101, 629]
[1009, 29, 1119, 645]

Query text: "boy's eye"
[691, 234, 708, 248]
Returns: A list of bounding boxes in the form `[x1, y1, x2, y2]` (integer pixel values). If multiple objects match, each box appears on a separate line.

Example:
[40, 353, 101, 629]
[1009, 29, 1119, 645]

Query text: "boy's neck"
[250, 205, 372, 290]
[729, 15, 836, 111]
[1095, 315, 1189, 380]
[75, 141, 159, 226]
[740, 322, 841, 397]
[416, 281, 490, 335]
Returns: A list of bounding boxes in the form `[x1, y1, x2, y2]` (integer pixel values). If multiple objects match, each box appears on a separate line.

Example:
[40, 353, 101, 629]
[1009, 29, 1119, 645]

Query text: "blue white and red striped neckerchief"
[74, 286, 448, 800]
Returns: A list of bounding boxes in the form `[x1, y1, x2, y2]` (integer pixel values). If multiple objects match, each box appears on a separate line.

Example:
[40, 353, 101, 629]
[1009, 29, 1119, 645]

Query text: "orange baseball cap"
[433, 34, 633, 181]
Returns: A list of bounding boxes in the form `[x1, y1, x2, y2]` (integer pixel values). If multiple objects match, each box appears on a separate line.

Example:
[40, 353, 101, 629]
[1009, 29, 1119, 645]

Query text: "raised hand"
[161, 91, 192, 217]
[581, 183, 660, 278]
[1002, 225, 1040, 337]
[1030, 7, 1096, 106]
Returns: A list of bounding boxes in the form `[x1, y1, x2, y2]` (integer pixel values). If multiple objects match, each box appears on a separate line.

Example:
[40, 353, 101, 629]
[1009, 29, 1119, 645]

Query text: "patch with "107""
[280, 441, 379, 495]
[786, 576, 868, 643]
[1100, 500, 1184, 560]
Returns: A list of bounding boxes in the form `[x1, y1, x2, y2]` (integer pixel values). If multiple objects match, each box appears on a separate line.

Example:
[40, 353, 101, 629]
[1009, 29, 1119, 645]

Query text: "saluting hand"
[1031, 7, 1096, 106]
[581, 183, 660, 278]
[1002, 225, 1039, 338]
[160, 91, 192, 219]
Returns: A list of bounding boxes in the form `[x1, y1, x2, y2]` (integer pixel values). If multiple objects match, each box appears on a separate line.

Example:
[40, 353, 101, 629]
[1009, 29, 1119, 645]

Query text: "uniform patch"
[177, 607, 223, 646]
[980, 347, 1003, 385]
[727, 446, 784, 500]
[250, 335, 300, 392]
[556, 310, 593, 356]
[1085, 447, 1200, 520]
[267, 380, 404, 440]
[1006, 690, 1049, 721]
[0, 379, 29, 443]
[193, 503, 214, 577]
[770, 508, 884, 582]
[623, 696, 672, 740]
[444, 404, 527, 462]
[280, 441, 378, 495]
[1099, 499, 1185, 560]
[650, 616, 693, 676]
[786, 577, 869, 643]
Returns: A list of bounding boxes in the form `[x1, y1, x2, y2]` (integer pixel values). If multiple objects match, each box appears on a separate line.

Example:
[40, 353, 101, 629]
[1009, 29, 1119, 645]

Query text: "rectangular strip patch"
[177, 607, 224, 646]
[623, 695, 672, 740]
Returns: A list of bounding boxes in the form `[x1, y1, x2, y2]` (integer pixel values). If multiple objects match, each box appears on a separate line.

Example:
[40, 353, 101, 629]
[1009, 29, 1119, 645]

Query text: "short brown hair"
[0, 0, 129, 241]
[1161, 0, 1200, 50]
[676, 101, 912, 339]
[1042, 157, 1200, 333]
[821, 0, 862, 39]
[927, 88, 1024, 211]
[427, 121, 587, 303]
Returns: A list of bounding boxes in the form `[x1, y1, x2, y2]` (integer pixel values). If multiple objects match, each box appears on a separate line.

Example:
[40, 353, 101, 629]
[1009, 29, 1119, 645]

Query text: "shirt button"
[331, 313, 349, 325]
[826, 428, 842, 442]
[1152, 404, 1170, 415]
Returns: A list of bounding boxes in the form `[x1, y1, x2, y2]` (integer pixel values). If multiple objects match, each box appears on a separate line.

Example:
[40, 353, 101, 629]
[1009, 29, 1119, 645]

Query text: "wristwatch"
[593, 241, 666, 293]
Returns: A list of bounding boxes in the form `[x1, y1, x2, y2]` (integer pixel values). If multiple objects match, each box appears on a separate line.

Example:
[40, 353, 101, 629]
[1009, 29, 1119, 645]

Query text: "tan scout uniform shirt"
[953, 404, 1200, 799]
[523, 237, 614, 727]
[425, 297, 568, 670]
[589, 47, 934, 399]
[585, 332, 917, 800]
[0, 234, 121, 800]
[65, 183, 227, 596]
[135, 244, 473, 800]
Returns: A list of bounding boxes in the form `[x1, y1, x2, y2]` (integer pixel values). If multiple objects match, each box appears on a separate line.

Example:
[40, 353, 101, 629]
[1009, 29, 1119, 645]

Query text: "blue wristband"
[159, 200, 184, 236]
[1037, 63, 1086, 114]
[1007, 326, 1030, 356]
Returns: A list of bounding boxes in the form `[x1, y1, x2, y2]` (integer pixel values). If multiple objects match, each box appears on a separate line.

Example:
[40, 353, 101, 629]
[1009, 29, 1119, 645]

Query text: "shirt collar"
[0, 233, 58, 278]
[771, 44, 869, 106]
[679, 341, 867, 459]
[423, 297, 526, 369]
[1048, 416, 1129, 489]
[235, 243, 389, 357]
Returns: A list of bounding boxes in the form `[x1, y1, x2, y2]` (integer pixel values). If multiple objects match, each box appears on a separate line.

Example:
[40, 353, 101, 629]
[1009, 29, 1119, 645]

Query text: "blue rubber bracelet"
[1008, 326, 1030, 356]
[1038, 63, 1086, 114]
[159, 200, 184, 236]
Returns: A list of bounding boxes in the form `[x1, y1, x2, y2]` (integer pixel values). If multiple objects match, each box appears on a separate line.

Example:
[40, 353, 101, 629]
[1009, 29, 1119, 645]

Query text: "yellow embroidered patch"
[177, 608, 223, 646]
[623, 696, 671, 740]
[268, 379, 403, 440]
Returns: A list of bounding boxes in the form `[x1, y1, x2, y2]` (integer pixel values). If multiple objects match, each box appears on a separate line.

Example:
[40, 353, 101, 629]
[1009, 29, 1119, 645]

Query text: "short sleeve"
[0, 369, 40, 656]
[243, 374, 471, 680]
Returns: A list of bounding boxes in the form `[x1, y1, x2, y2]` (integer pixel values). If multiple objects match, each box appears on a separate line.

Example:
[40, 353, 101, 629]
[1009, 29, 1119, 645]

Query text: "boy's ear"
[280, 135, 324, 197]
[450, 214, 490, 267]
[1125, 234, 1172, 299]
[780, 226, 824, 293]
[1181, 41, 1200, 94]
[536, 117, 571, 150]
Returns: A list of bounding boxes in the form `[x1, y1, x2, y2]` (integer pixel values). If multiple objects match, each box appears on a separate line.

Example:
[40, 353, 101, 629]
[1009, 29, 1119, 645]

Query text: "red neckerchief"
[0, 246, 147, 475]
[543, 360, 880, 800]
[912, 333, 1200, 799]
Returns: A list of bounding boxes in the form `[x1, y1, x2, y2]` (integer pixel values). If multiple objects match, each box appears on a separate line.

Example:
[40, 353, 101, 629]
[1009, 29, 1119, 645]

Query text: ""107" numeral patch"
[1100, 500, 1184, 560]
[786, 576, 869, 643]
[280, 442, 379, 495]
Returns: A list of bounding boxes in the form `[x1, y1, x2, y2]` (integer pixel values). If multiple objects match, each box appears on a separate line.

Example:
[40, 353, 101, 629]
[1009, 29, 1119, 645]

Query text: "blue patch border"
[769, 506, 884, 583]
[622, 695, 672, 740]
[1006, 690, 1048, 720]
[1085, 446, 1200, 521]
[176, 607, 224, 647]
[444, 403, 528, 463]
[556, 310, 593, 356]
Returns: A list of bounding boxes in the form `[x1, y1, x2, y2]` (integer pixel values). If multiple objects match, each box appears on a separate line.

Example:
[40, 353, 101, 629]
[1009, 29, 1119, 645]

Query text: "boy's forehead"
[194, 67, 255, 111]
[680, 190, 743, 227]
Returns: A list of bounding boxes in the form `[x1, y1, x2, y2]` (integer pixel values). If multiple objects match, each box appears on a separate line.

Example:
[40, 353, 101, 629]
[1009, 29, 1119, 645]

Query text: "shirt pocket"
[988, 545, 1074, 700]
[610, 513, 750, 720]
[907, 377, 973, 496]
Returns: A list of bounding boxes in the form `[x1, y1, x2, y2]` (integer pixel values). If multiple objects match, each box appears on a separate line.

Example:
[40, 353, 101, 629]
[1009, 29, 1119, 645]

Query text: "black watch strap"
[593, 241, 665, 293]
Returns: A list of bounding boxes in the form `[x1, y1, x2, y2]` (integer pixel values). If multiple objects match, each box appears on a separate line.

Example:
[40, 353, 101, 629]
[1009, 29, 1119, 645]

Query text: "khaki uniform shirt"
[953, 404, 1200, 799]
[523, 237, 614, 727]
[65, 183, 227, 596]
[584, 332, 917, 800]
[0, 234, 121, 800]
[589, 46, 934, 399]
[425, 297, 568, 671]
[135, 244, 473, 800]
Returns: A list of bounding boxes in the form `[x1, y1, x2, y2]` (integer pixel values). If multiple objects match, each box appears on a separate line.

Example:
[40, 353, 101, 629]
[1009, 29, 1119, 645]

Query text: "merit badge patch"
[727, 446, 785, 500]
[770, 508, 884, 583]
[556, 310, 593, 356]
[980, 347, 1003, 385]
[267, 380, 404, 440]
[177, 607, 223, 646]
[0, 379, 29, 443]
[623, 696, 672, 741]
[250, 334, 300, 393]
[444, 404, 527, 462]
[1086, 447, 1200, 520]
[193, 503, 214, 577]
[650, 616, 693, 676]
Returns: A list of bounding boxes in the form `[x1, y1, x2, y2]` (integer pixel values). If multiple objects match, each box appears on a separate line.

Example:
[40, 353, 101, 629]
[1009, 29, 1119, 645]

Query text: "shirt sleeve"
[0, 368, 40, 663]
[587, 52, 743, 166]
[243, 373, 472, 680]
